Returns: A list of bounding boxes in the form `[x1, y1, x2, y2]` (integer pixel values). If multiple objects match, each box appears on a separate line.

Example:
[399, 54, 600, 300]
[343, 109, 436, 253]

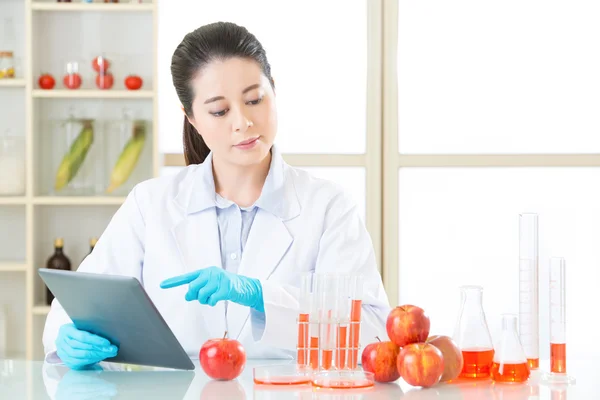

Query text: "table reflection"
[38, 360, 577, 400]
[44, 362, 195, 400]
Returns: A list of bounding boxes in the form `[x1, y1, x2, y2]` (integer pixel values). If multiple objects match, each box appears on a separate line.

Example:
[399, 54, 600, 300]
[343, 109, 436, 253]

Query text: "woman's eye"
[247, 97, 263, 105]
[210, 109, 228, 117]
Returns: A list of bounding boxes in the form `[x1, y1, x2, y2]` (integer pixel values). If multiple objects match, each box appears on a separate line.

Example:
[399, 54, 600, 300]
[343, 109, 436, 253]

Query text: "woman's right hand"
[56, 323, 118, 370]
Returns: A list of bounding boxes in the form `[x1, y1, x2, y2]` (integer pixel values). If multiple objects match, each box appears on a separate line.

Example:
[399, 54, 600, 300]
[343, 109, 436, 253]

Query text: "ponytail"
[183, 115, 211, 165]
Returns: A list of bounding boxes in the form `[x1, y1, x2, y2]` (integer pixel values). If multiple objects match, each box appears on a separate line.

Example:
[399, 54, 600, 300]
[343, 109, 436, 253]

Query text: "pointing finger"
[160, 270, 203, 289]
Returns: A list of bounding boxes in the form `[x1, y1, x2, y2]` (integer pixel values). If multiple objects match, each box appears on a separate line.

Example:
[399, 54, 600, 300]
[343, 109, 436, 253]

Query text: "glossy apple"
[199, 331, 246, 380]
[361, 336, 401, 382]
[426, 335, 464, 382]
[397, 343, 444, 388]
[386, 305, 430, 347]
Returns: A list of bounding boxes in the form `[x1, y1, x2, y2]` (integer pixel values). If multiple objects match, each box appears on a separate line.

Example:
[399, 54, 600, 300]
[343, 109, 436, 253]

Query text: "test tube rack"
[294, 272, 374, 389]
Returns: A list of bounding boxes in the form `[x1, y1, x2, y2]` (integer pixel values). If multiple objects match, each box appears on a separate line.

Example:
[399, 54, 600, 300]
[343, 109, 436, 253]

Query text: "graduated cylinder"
[296, 272, 364, 371]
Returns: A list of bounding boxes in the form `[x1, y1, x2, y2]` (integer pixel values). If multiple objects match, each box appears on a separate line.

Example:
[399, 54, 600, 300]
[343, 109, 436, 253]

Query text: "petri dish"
[312, 370, 375, 389]
[253, 364, 312, 385]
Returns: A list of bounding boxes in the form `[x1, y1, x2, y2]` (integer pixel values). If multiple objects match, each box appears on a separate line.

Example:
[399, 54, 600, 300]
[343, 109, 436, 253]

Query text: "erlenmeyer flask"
[453, 285, 495, 379]
[491, 314, 531, 383]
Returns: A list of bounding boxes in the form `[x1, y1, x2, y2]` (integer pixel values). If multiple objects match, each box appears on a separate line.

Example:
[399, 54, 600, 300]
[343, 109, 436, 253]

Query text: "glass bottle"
[453, 285, 495, 379]
[490, 314, 530, 383]
[46, 238, 72, 305]
[0, 18, 16, 79]
[0, 130, 25, 196]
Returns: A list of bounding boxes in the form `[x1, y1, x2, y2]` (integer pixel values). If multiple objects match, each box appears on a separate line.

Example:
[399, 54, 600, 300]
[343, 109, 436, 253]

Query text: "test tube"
[297, 272, 312, 366]
[347, 274, 364, 369]
[519, 213, 539, 370]
[318, 274, 338, 370]
[335, 275, 351, 369]
[308, 274, 321, 369]
[541, 258, 575, 385]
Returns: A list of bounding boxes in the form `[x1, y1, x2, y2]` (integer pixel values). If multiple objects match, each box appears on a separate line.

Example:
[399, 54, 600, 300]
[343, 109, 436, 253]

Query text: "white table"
[0, 357, 594, 399]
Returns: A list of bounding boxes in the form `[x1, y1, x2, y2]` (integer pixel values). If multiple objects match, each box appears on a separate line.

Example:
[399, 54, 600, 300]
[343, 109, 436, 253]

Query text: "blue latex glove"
[56, 323, 118, 370]
[160, 266, 264, 312]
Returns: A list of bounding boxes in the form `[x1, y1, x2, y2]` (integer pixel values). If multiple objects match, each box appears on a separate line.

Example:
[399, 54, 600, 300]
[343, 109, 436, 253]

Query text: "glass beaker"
[48, 109, 103, 196]
[0, 130, 25, 196]
[104, 108, 150, 196]
[453, 285, 495, 379]
[490, 314, 531, 383]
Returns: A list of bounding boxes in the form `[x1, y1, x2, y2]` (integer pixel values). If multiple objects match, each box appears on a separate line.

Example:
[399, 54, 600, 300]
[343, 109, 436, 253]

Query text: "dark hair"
[171, 21, 275, 165]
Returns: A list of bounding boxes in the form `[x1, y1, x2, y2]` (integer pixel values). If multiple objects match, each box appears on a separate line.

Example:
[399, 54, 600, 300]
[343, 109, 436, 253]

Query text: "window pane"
[298, 167, 366, 222]
[158, 0, 367, 155]
[398, 167, 600, 360]
[397, 2, 600, 154]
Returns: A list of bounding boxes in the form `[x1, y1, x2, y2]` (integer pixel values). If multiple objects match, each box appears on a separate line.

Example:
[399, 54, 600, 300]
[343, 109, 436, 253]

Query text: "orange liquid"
[312, 379, 374, 389]
[336, 325, 348, 368]
[309, 337, 319, 369]
[551, 343, 566, 373]
[254, 376, 311, 385]
[460, 348, 494, 379]
[527, 358, 539, 370]
[348, 300, 362, 369]
[490, 362, 530, 383]
[297, 313, 309, 365]
[321, 349, 333, 370]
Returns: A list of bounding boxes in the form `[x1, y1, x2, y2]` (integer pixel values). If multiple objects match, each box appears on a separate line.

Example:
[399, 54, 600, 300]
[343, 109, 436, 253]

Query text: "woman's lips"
[235, 136, 260, 149]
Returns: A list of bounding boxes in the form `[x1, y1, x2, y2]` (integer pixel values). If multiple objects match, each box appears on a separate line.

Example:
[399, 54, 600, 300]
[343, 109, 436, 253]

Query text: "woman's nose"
[232, 111, 253, 133]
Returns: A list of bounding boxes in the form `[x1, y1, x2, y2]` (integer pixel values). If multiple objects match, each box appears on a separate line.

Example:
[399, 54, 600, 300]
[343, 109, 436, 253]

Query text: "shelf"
[32, 305, 51, 315]
[0, 263, 27, 272]
[34, 196, 126, 205]
[0, 79, 26, 88]
[0, 197, 27, 205]
[33, 89, 154, 99]
[32, 3, 154, 12]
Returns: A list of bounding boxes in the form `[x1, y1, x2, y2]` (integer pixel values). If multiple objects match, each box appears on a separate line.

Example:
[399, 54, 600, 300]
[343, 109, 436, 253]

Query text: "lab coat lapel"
[226, 210, 293, 340]
[171, 208, 227, 341]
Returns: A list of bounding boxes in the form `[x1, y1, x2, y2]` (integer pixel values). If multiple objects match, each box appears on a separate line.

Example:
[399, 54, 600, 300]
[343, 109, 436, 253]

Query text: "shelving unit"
[0, 79, 26, 87]
[0, 0, 159, 360]
[32, 89, 154, 99]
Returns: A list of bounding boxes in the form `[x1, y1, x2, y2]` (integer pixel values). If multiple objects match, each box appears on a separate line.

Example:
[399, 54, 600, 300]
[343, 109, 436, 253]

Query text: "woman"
[42, 21, 390, 370]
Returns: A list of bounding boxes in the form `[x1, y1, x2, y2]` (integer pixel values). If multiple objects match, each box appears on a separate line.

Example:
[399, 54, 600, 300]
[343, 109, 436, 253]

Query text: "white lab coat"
[42, 146, 391, 362]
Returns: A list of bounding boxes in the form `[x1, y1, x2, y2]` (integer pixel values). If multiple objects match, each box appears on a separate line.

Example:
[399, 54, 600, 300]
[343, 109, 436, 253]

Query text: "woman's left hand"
[160, 266, 264, 312]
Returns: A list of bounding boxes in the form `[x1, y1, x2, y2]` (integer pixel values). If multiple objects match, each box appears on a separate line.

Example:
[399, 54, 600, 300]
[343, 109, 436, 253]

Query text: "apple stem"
[376, 336, 381, 342]
[223, 331, 228, 340]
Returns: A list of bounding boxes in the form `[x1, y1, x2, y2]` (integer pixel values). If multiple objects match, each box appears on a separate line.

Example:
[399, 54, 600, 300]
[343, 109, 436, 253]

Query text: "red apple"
[426, 335, 464, 382]
[361, 336, 401, 382]
[386, 305, 430, 347]
[199, 331, 246, 380]
[397, 343, 444, 388]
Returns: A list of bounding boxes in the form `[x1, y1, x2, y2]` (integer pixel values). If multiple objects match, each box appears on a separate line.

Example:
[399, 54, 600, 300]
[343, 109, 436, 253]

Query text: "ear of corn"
[54, 120, 94, 192]
[106, 120, 147, 194]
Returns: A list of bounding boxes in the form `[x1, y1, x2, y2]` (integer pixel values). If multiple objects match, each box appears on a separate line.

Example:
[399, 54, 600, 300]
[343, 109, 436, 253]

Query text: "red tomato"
[124, 75, 143, 90]
[63, 73, 82, 90]
[92, 56, 110, 73]
[38, 74, 56, 90]
[96, 73, 114, 90]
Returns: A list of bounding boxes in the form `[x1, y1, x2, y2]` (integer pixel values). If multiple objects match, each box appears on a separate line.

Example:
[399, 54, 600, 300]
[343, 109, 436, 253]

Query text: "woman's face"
[187, 57, 277, 167]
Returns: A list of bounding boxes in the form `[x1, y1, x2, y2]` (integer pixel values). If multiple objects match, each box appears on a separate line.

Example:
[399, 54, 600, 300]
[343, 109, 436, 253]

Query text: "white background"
[396, 0, 600, 364]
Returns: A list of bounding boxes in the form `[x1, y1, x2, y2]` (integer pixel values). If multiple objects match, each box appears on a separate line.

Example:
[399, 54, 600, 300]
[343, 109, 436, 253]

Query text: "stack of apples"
[361, 304, 464, 388]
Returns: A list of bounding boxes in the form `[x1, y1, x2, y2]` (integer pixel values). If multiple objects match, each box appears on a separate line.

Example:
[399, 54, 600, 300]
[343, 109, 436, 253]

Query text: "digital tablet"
[39, 268, 195, 371]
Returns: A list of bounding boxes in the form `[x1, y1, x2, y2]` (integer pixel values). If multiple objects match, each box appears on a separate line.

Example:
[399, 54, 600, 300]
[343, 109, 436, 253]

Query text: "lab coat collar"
[179, 145, 299, 220]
